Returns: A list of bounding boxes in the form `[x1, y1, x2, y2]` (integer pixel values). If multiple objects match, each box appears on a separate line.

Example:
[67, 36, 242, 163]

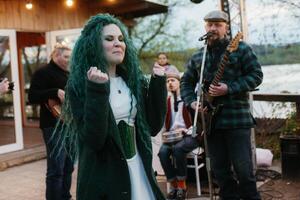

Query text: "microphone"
[198, 32, 213, 41]
[190, 0, 205, 3]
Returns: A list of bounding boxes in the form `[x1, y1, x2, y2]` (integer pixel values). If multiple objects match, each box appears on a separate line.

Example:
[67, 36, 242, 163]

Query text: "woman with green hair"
[59, 14, 167, 200]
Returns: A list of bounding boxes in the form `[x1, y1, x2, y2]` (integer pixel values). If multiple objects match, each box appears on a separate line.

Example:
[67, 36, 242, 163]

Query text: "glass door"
[17, 32, 47, 127]
[46, 28, 81, 59]
[16, 32, 47, 149]
[0, 30, 23, 154]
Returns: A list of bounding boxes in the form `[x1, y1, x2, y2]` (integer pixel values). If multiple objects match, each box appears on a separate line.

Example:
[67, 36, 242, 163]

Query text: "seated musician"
[158, 72, 200, 200]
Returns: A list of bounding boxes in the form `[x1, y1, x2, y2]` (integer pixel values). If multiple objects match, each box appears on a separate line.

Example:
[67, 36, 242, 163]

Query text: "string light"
[66, 0, 74, 7]
[25, 1, 33, 10]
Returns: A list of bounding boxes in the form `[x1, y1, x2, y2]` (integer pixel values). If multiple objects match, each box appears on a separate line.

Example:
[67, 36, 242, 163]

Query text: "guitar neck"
[211, 50, 229, 86]
[204, 32, 242, 105]
[205, 50, 229, 104]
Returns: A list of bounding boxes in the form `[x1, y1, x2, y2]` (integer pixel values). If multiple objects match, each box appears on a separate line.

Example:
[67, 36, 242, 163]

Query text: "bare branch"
[137, 13, 168, 55]
[277, 0, 300, 9]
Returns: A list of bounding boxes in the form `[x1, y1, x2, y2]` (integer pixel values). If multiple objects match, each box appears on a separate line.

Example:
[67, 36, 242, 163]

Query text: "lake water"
[252, 63, 300, 118]
[259, 64, 300, 93]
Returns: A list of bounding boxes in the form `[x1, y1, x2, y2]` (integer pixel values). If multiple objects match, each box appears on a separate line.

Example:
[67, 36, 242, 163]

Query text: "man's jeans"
[42, 127, 74, 200]
[158, 136, 199, 181]
[207, 129, 261, 200]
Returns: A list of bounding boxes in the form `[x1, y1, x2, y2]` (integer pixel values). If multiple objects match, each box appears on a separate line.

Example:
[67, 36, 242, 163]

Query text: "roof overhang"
[87, 0, 168, 19]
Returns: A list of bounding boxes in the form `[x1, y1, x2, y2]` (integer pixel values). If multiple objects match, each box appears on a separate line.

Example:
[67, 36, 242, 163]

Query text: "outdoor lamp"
[25, 1, 33, 10]
[66, 0, 74, 7]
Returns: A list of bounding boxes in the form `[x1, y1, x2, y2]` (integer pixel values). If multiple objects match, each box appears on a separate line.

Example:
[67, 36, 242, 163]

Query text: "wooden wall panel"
[0, 0, 165, 31]
[19, 0, 36, 30]
[0, 0, 93, 31]
[0, 2, 6, 28]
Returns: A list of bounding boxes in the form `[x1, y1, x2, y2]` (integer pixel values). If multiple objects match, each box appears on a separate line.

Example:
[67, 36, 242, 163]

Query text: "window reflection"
[0, 36, 14, 119]
[56, 34, 79, 49]
[0, 35, 16, 145]
[22, 45, 47, 122]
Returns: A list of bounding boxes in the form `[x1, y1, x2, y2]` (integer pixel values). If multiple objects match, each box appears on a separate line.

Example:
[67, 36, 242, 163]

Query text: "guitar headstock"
[227, 32, 243, 53]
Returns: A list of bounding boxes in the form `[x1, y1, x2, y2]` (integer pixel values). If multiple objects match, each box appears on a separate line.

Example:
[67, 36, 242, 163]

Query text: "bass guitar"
[201, 32, 243, 134]
[204, 32, 243, 107]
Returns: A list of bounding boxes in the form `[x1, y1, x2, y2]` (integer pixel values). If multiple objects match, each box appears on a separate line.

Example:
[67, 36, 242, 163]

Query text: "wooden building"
[0, 0, 167, 155]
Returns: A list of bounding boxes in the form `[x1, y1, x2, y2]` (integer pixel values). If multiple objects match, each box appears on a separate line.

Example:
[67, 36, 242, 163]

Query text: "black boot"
[176, 188, 187, 200]
[166, 188, 177, 200]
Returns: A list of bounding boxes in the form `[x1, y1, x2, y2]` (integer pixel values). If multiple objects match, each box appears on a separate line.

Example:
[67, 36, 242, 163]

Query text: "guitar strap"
[199, 39, 230, 134]
[203, 39, 230, 89]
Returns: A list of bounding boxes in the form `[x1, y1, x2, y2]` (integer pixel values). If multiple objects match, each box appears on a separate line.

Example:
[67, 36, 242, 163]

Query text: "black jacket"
[28, 60, 69, 128]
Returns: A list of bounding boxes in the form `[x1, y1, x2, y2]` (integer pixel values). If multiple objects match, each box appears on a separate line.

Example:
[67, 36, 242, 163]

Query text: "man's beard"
[208, 35, 222, 45]
[208, 35, 227, 47]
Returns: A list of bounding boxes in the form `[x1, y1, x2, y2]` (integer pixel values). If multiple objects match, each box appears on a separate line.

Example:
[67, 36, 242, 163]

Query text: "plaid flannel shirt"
[180, 39, 263, 129]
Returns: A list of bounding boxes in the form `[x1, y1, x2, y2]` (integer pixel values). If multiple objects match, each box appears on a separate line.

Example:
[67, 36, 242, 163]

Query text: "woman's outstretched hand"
[152, 62, 165, 76]
[87, 67, 109, 84]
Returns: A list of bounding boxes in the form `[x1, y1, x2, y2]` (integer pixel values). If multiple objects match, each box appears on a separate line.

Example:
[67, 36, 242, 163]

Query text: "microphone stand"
[191, 36, 214, 200]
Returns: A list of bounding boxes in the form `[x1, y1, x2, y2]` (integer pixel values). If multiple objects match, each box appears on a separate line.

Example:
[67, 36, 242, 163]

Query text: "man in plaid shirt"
[181, 10, 263, 200]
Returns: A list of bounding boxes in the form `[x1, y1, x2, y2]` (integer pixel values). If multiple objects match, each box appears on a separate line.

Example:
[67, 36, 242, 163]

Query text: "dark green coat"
[68, 75, 167, 200]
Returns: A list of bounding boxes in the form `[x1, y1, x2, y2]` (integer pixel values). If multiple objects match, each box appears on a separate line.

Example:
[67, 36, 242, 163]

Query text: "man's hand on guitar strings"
[191, 101, 208, 113]
[209, 82, 228, 96]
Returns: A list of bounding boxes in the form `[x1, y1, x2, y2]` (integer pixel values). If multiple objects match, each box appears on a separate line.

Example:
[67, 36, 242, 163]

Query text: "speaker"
[280, 136, 300, 180]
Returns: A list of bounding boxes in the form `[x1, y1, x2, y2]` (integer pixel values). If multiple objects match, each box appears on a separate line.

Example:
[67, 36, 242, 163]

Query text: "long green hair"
[55, 14, 152, 159]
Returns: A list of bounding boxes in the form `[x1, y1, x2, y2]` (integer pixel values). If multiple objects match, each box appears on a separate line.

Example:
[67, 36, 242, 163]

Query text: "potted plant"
[281, 112, 300, 136]
[279, 111, 300, 179]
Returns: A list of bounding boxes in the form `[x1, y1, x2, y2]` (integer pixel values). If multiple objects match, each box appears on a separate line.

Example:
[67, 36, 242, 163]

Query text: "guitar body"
[45, 98, 61, 119]
[196, 103, 221, 136]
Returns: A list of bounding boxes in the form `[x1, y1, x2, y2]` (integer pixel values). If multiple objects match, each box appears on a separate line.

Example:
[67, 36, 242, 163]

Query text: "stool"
[166, 147, 205, 196]
[186, 147, 205, 196]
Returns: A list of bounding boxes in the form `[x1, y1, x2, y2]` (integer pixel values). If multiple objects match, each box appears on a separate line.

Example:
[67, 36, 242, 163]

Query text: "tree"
[0, 36, 10, 77]
[131, 0, 194, 55]
[276, 0, 300, 17]
[249, 0, 300, 45]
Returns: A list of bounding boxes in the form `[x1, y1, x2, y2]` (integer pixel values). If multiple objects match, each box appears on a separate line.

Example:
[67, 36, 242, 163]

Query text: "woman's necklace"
[110, 77, 122, 94]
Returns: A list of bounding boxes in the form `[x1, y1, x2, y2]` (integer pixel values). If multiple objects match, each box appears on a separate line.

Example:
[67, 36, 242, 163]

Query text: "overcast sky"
[164, 0, 300, 47]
